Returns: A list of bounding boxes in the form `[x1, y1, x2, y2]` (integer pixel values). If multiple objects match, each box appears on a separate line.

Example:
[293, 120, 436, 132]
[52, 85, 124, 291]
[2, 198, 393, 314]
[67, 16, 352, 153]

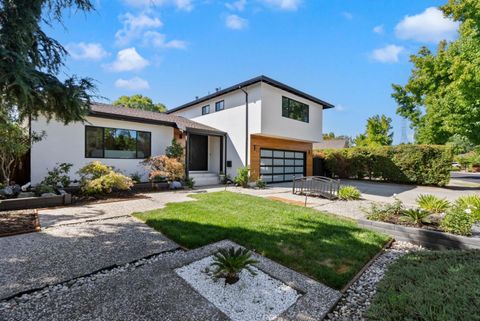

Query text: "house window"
[85, 126, 151, 159]
[202, 105, 210, 115]
[282, 96, 309, 123]
[215, 100, 225, 112]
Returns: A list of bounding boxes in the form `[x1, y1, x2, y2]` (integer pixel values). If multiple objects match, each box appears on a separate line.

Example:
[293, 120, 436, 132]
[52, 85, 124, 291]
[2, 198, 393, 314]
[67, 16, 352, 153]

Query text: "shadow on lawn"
[143, 216, 388, 289]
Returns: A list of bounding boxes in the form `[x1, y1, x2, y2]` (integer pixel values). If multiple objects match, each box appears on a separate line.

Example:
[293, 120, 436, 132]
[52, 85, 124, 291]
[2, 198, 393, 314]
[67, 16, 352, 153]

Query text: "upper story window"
[85, 126, 151, 159]
[202, 105, 210, 115]
[282, 96, 309, 123]
[215, 100, 225, 112]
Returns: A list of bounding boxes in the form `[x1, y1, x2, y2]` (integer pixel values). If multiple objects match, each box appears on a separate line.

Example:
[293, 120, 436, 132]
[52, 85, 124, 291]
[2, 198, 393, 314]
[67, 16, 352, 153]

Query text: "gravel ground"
[0, 216, 179, 300]
[326, 241, 424, 321]
[175, 255, 301, 321]
[313, 200, 375, 220]
[0, 251, 229, 321]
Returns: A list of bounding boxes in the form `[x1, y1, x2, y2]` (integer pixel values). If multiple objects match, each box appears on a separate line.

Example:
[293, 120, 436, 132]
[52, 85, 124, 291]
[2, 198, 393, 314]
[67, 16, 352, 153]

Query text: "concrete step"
[189, 172, 220, 186]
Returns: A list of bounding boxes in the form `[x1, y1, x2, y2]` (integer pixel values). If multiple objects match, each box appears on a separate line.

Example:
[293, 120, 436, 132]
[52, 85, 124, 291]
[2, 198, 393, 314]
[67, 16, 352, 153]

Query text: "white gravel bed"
[326, 241, 424, 321]
[0, 250, 182, 311]
[175, 255, 301, 321]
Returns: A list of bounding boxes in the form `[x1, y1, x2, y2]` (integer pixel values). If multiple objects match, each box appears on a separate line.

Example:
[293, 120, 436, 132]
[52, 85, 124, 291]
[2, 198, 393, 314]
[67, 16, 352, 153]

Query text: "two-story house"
[29, 76, 334, 186]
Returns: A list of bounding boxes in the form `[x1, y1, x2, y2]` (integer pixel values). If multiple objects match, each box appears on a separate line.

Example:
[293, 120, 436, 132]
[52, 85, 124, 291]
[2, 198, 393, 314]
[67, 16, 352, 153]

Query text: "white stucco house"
[30, 75, 334, 186]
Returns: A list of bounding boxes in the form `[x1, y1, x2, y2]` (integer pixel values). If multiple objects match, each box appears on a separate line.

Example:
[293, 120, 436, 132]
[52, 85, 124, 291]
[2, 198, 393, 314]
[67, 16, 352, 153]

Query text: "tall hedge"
[313, 145, 453, 186]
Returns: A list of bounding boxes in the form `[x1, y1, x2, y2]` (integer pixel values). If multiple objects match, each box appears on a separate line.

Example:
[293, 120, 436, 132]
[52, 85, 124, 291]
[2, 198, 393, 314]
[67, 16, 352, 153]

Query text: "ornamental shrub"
[78, 161, 133, 195]
[143, 155, 185, 182]
[338, 185, 361, 200]
[234, 167, 249, 188]
[440, 203, 475, 236]
[416, 194, 450, 214]
[41, 162, 73, 188]
[314, 145, 452, 186]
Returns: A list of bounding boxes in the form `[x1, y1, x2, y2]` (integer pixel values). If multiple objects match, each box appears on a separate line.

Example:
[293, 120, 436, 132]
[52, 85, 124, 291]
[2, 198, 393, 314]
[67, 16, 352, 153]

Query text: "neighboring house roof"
[313, 139, 349, 149]
[89, 103, 225, 135]
[166, 75, 335, 114]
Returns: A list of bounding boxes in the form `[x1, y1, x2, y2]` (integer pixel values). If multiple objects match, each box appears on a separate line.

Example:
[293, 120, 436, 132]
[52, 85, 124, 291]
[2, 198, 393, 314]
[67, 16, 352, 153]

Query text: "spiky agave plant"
[211, 247, 258, 285]
[400, 208, 431, 226]
[416, 194, 450, 214]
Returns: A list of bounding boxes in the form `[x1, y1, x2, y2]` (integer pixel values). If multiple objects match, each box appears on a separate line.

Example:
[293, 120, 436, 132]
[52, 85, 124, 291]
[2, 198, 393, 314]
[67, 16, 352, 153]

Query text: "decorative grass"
[134, 191, 389, 289]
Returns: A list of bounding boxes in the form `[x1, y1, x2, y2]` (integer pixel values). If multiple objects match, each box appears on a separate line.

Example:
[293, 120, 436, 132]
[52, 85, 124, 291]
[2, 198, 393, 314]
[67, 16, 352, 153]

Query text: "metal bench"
[292, 176, 340, 200]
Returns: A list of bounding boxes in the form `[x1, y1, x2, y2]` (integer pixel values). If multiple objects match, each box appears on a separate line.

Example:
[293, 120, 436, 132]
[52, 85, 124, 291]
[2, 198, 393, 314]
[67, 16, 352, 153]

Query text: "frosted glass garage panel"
[285, 151, 295, 158]
[285, 159, 295, 166]
[260, 167, 272, 174]
[273, 159, 284, 166]
[273, 167, 284, 174]
[295, 152, 304, 159]
[284, 174, 295, 181]
[295, 160, 304, 166]
[261, 176, 273, 182]
[285, 167, 295, 173]
[273, 151, 284, 158]
[273, 175, 284, 181]
[261, 149, 272, 157]
[260, 158, 273, 166]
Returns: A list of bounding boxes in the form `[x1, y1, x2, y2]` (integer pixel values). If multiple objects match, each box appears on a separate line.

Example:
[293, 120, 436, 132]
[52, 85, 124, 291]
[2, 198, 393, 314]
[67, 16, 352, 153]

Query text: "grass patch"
[366, 250, 480, 321]
[134, 191, 389, 289]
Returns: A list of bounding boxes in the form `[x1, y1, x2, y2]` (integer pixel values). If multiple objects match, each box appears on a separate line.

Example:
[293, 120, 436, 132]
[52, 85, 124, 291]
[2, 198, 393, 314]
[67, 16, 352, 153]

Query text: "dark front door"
[189, 134, 208, 171]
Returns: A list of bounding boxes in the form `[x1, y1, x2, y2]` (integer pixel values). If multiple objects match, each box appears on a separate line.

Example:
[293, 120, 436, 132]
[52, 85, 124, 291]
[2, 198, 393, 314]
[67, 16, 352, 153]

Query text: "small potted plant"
[210, 247, 258, 284]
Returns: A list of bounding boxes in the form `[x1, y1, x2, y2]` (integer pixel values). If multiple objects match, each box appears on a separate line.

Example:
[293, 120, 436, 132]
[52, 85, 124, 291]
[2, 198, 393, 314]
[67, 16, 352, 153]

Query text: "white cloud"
[66, 42, 109, 60]
[122, 0, 193, 11]
[115, 77, 150, 90]
[371, 45, 404, 63]
[342, 12, 353, 20]
[373, 25, 384, 34]
[395, 7, 459, 43]
[226, 0, 247, 11]
[335, 104, 346, 112]
[144, 31, 188, 49]
[115, 12, 163, 46]
[225, 14, 248, 30]
[107, 48, 149, 72]
[261, 0, 301, 11]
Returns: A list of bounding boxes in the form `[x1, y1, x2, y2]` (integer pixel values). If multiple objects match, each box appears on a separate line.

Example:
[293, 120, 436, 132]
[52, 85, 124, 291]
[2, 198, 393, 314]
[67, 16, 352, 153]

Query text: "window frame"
[215, 100, 225, 112]
[282, 96, 309, 123]
[85, 125, 152, 159]
[201, 105, 210, 115]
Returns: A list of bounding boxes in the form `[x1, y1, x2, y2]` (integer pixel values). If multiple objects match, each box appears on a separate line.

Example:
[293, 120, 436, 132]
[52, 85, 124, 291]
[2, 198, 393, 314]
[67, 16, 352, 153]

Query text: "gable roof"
[89, 103, 225, 135]
[166, 75, 335, 114]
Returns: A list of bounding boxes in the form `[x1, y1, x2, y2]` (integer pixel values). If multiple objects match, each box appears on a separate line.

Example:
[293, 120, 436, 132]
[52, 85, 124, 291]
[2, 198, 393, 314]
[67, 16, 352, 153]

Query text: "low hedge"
[314, 145, 452, 186]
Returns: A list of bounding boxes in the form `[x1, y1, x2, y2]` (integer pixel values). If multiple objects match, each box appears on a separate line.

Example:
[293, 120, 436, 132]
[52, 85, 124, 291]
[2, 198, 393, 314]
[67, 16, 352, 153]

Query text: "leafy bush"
[78, 161, 133, 195]
[34, 184, 55, 196]
[142, 155, 185, 182]
[440, 204, 475, 236]
[364, 197, 404, 221]
[255, 179, 266, 189]
[314, 145, 453, 186]
[211, 247, 258, 285]
[400, 209, 431, 226]
[416, 194, 450, 214]
[184, 177, 195, 189]
[366, 250, 480, 321]
[40, 163, 73, 188]
[456, 194, 480, 221]
[234, 167, 249, 188]
[338, 185, 361, 200]
[130, 172, 142, 184]
[165, 139, 184, 159]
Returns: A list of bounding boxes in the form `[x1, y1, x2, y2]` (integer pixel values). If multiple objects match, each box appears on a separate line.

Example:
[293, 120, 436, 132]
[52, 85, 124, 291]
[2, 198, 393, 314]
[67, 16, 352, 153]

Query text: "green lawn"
[134, 191, 389, 289]
[366, 250, 480, 321]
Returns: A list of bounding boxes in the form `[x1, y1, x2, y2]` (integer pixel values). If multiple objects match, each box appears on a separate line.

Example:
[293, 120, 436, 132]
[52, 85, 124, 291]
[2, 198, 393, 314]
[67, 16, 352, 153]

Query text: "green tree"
[0, 0, 97, 123]
[355, 114, 393, 147]
[392, 0, 480, 145]
[113, 95, 167, 113]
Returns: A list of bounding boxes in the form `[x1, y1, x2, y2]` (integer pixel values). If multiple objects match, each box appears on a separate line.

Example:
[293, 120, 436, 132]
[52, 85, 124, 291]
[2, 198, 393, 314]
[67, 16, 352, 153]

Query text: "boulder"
[1, 186, 14, 197]
[12, 184, 22, 195]
[170, 181, 182, 190]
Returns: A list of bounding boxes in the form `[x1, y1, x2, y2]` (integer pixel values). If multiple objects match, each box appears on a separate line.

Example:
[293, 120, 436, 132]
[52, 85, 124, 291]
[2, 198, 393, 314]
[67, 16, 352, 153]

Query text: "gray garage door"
[259, 149, 306, 183]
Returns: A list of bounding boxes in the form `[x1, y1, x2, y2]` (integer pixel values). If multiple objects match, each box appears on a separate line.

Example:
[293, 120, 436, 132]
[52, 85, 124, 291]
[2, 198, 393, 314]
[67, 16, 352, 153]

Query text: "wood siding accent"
[250, 134, 313, 181]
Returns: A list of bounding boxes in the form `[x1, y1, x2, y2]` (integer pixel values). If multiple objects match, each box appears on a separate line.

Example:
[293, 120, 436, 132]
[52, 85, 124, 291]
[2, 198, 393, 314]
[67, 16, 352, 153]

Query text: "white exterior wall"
[30, 116, 173, 184]
[173, 83, 262, 177]
[260, 83, 323, 143]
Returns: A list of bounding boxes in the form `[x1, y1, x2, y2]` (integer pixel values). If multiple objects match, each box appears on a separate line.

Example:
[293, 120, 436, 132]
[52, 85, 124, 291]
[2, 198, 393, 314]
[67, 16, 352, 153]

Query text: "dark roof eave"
[166, 75, 335, 114]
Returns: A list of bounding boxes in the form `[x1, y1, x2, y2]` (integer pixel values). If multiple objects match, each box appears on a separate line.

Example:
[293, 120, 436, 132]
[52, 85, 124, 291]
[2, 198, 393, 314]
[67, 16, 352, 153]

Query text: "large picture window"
[85, 126, 151, 159]
[282, 96, 309, 123]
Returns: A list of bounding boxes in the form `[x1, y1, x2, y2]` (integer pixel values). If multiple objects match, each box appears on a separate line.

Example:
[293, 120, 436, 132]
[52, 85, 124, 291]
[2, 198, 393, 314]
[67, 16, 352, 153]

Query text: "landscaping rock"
[0, 186, 14, 198]
[170, 181, 182, 190]
[21, 182, 31, 192]
[17, 192, 35, 199]
[12, 185, 21, 196]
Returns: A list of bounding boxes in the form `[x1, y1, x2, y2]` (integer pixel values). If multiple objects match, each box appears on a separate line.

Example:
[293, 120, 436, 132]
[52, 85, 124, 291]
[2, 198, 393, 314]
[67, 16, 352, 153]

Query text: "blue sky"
[50, 0, 458, 144]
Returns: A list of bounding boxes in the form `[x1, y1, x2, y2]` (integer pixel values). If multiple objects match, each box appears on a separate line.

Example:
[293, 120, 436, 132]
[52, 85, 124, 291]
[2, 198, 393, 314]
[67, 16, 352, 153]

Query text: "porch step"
[189, 172, 220, 186]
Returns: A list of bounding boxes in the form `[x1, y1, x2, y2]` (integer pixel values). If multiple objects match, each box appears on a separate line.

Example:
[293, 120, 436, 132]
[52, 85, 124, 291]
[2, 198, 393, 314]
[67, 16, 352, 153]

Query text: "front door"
[189, 134, 208, 171]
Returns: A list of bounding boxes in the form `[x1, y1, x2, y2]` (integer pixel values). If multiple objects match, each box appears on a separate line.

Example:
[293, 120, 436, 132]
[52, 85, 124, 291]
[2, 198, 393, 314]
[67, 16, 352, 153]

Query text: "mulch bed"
[379, 215, 444, 232]
[267, 196, 306, 207]
[0, 210, 40, 237]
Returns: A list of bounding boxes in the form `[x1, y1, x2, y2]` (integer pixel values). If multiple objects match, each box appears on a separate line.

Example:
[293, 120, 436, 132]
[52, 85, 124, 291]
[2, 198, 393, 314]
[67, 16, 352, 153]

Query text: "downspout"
[239, 86, 249, 167]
